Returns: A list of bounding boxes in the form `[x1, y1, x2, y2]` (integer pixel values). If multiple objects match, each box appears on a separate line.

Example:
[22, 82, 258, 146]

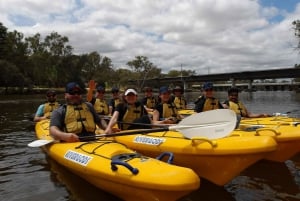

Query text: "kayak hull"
[179, 110, 300, 162]
[114, 130, 277, 186]
[237, 116, 300, 162]
[34, 120, 200, 201]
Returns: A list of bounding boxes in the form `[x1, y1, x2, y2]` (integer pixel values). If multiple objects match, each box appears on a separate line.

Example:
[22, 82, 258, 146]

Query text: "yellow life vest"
[94, 99, 109, 115]
[162, 103, 179, 119]
[114, 98, 121, 107]
[64, 103, 96, 134]
[202, 98, 221, 112]
[145, 97, 156, 109]
[122, 104, 143, 130]
[173, 96, 186, 109]
[43, 102, 60, 118]
[228, 101, 248, 117]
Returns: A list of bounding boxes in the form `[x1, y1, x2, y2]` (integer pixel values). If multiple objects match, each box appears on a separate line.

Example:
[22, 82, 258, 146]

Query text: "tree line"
[0, 22, 196, 94]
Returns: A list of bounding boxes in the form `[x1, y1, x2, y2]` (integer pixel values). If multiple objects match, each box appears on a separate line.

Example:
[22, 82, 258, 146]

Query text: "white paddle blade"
[28, 139, 54, 147]
[173, 109, 237, 139]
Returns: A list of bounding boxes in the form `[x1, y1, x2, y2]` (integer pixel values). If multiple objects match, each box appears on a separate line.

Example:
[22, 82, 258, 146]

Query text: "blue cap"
[203, 82, 213, 90]
[46, 90, 56, 96]
[97, 86, 105, 92]
[159, 86, 170, 94]
[111, 87, 119, 93]
[173, 86, 183, 93]
[66, 82, 83, 94]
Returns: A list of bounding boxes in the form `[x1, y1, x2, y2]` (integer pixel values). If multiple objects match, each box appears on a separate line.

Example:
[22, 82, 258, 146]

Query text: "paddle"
[28, 109, 237, 147]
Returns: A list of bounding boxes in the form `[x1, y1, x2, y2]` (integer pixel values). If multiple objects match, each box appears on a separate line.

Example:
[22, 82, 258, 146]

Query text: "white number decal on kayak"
[133, 136, 165, 145]
[64, 150, 93, 166]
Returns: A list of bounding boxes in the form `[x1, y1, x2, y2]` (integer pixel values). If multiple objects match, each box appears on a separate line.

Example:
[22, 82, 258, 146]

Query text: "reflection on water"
[226, 161, 300, 201]
[47, 156, 122, 201]
[0, 92, 300, 201]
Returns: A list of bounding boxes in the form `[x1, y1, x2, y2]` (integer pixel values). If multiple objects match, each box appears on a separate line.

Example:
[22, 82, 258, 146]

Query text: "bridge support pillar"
[248, 80, 253, 91]
[230, 79, 236, 87]
[183, 81, 187, 92]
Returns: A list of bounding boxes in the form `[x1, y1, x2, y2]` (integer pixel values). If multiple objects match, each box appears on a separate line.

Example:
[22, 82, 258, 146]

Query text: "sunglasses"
[47, 94, 56, 97]
[69, 91, 81, 95]
[205, 89, 213, 91]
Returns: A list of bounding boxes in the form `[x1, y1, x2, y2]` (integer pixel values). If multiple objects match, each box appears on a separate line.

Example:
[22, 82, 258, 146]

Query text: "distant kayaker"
[50, 82, 105, 142]
[33, 90, 60, 122]
[194, 82, 224, 113]
[152, 86, 184, 124]
[108, 87, 121, 116]
[171, 85, 187, 109]
[140, 86, 158, 112]
[105, 88, 151, 134]
[89, 85, 109, 116]
[223, 87, 271, 118]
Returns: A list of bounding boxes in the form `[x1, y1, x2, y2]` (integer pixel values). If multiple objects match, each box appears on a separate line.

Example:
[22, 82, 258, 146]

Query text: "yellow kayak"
[235, 115, 300, 162]
[32, 120, 200, 201]
[114, 130, 277, 186]
[179, 109, 300, 162]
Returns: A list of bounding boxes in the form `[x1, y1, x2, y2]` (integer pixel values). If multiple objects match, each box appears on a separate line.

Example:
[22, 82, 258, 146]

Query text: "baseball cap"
[173, 86, 183, 92]
[65, 82, 83, 94]
[203, 82, 213, 90]
[111, 87, 119, 93]
[46, 90, 56, 96]
[97, 86, 105, 92]
[125, 89, 137, 96]
[159, 86, 170, 94]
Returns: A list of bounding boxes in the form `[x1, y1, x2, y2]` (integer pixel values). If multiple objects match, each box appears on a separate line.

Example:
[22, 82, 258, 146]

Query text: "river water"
[1, 91, 300, 201]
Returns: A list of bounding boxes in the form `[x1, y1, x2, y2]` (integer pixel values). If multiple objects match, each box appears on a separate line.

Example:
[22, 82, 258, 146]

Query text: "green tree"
[0, 22, 8, 60]
[5, 30, 31, 89]
[0, 60, 24, 93]
[126, 56, 158, 91]
[167, 69, 196, 77]
[43, 32, 73, 86]
[293, 20, 300, 49]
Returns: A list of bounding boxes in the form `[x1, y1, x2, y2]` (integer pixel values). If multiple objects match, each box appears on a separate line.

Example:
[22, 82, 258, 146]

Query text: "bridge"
[140, 67, 300, 91]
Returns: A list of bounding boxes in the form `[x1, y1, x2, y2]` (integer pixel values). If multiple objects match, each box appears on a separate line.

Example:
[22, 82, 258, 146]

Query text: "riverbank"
[0, 87, 66, 95]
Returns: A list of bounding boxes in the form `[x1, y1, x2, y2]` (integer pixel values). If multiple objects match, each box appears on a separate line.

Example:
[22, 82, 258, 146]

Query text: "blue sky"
[0, 0, 300, 74]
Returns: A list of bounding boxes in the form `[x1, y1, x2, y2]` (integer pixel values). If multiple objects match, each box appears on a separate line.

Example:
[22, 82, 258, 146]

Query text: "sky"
[0, 0, 300, 74]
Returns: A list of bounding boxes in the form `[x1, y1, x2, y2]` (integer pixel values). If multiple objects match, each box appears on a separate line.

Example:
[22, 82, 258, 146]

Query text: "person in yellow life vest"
[171, 86, 187, 109]
[223, 87, 271, 118]
[50, 82, 104, 142]
[90, 85, 109, 116]
[194, 82, 224, 113]
[108, 87, 121, 116]
[105, 88, 150, 134]
[153, 86, 184, 125]
[140, 86, 158, 112]
[33, 90, 60, 122]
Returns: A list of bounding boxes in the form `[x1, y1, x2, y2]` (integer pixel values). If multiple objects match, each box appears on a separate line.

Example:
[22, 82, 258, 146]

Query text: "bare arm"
[33, 115, 48, 122]
[152, 110, 175, 124]
[50, 126, 79, 142]
[104, 111, 119, 134]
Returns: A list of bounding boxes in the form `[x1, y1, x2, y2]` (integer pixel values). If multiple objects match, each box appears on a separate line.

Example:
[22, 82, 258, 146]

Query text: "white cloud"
[0, 0, 300, 74]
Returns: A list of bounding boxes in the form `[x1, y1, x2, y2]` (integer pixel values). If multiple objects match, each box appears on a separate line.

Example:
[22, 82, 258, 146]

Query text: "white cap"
[125, 89, 137, 96]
